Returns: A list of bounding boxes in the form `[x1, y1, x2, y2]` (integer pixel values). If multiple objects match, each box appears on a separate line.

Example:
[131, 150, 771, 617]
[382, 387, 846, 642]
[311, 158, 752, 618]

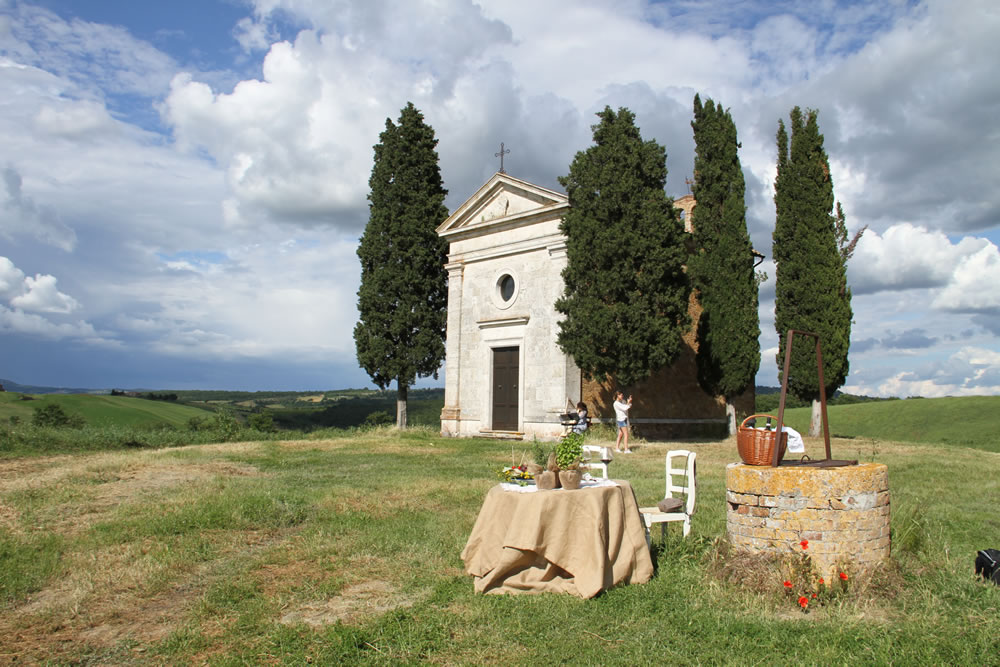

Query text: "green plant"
[31, 403, 85, 429]
[247, 412, 276, 432]
[555, 432, 584, 470]
[780, 539, 850, 613]
[212, 408, 241, 441]
[362, 410, 393, 429]
[531, 441, 553, 466]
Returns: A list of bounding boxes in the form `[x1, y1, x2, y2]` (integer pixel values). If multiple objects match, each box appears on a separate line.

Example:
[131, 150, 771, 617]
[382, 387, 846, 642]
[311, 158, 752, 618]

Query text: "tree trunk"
[725, 400, 737, 436]
[808, 398, 822, 437]
[396, 382, 408, 429]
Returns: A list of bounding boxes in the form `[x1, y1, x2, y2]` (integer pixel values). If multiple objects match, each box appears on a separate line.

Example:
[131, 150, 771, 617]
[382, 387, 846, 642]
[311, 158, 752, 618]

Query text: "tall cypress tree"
[689, 94, 760, 434]
[354, 102, 449, 427]
[773, 107, 853, 435]
[556, 106, 690, 389]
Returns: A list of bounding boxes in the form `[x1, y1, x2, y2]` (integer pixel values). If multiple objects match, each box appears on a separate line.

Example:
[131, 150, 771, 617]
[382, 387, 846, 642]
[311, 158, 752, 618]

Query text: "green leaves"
[773, 107, 853, 400]
[690, 94, 760, 400]
[556, 106, 690, 387]
[355, 103, 449, 400]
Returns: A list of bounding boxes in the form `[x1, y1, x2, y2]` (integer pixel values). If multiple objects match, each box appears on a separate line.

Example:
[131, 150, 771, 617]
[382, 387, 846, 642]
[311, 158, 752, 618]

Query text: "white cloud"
[933, 241, 1000, 314]
[1, 164, 77, 251]
[0, 256, 77, 311]
[9, 273, 78, 313]
[845, 346, 1000, 398]
[0, 256, 25, 298]
[100, 234, 361, 363]
[848, 224, 999, 297]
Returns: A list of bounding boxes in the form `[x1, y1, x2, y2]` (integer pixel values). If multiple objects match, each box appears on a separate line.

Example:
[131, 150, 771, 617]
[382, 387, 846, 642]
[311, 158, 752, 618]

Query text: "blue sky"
[1, 0, 998, 395]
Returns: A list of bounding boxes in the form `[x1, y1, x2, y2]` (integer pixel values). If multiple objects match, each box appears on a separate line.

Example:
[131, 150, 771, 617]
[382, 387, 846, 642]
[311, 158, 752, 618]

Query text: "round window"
[492, 271, 519, 310]
[499, 274, 515, 302]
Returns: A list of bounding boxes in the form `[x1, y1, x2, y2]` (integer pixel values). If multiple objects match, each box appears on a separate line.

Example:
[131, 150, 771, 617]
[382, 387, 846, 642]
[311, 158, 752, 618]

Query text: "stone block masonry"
[726, 462, 890, 578]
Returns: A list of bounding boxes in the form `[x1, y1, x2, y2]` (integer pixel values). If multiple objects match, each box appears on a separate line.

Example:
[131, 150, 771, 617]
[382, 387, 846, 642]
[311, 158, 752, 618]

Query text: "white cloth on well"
[783, 426, 805, 453]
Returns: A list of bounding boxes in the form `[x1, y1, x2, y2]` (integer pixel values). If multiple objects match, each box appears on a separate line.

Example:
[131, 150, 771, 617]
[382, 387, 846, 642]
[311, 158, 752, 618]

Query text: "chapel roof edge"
[437, 172, 568, 236]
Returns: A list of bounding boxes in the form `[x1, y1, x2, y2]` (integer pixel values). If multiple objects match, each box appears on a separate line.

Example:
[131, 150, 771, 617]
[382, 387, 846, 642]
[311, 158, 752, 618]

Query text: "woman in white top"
[613, 391, 633, 453]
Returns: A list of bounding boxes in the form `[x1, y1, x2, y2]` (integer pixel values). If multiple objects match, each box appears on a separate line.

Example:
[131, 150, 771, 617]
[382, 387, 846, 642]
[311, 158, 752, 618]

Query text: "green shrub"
[31, 403, 86, 429]
[247, 412, 276, 432]
[362, 410, 393, 429]
[212, 409, 242, 441]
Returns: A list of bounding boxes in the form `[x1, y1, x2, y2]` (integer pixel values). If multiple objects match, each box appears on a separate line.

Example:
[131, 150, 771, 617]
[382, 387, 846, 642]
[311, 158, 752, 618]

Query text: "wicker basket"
[737, 414, 788, 466]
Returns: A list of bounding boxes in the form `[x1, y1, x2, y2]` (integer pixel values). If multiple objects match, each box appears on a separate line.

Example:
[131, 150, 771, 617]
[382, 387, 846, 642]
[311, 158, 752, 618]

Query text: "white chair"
[581, 445, 610, 479]
[639, 450, 696, 546]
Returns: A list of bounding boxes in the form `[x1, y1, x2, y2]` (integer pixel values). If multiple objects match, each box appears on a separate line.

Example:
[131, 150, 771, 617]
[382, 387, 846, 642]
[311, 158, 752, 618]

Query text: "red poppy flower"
[839, 572, 848, 581]
[783, 580, 792, 588]
[798, 596, 808, 608]
[811, 593, 817, 598]
[800, 539, 809, 550]
[818, 578, 825, 585]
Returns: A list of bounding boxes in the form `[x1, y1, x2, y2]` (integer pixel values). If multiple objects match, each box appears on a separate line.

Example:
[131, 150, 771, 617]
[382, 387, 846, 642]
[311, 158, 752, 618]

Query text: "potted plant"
[556, 432, 585, 490]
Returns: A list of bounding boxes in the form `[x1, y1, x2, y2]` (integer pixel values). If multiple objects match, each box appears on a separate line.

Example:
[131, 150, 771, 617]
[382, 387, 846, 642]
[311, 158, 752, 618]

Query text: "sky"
[1, 0, 998, 396]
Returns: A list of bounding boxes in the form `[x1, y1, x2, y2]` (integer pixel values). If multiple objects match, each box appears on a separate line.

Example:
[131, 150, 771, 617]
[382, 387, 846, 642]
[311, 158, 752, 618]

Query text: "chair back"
[581, 445, 609, 479]
[665, 450, 697, 516]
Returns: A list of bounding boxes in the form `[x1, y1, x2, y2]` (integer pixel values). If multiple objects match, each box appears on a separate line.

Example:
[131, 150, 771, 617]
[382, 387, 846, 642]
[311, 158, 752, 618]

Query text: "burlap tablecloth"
[460, 480, 653, 598]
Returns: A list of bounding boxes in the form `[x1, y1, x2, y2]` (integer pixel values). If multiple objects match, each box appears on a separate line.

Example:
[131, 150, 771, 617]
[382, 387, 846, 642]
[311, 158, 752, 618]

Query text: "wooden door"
[492, 346, 519, 431]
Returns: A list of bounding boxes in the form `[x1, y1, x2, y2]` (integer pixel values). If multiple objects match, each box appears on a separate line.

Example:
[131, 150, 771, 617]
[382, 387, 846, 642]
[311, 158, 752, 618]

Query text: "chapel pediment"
[437, 172, 568, 238]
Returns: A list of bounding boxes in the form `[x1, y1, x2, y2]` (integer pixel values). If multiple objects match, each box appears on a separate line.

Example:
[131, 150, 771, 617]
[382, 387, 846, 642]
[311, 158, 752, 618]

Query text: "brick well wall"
[726, 462, 890, 578]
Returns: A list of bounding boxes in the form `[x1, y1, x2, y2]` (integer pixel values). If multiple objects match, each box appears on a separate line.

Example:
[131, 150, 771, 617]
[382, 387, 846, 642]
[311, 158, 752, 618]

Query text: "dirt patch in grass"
[0, 502, 20, 534]
[279, 580, 416, 627]
[2, 528, 297, 662]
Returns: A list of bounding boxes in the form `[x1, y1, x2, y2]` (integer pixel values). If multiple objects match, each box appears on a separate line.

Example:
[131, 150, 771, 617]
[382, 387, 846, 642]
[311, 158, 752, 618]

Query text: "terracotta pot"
[559, 469, 582, 490]
[535, 470, 558, 490]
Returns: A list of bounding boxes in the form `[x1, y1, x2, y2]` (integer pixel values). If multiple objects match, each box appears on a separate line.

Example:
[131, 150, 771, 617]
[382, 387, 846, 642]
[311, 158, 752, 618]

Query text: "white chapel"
[436, 172, 578, 440]
[437, 171, 748, 441]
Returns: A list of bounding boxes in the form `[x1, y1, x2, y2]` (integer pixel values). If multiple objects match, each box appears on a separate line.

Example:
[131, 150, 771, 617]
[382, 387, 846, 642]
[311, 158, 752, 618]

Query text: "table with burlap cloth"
[460, 480, 653, 598]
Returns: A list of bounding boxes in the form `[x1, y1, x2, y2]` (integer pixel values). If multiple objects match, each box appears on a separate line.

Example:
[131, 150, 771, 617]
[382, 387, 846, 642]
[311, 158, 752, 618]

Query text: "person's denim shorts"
[617, 420, 627, 428]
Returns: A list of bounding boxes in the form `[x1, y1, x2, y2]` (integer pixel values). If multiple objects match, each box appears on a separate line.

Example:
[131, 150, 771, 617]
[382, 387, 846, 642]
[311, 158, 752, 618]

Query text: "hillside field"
[0, 393, 210, 428]
[773, 395, 999, 453]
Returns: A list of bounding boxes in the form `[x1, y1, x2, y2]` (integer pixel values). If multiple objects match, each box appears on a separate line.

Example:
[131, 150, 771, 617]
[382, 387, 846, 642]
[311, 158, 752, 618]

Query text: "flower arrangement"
[781, 539, 850, 613]
[496, 464, 534, 484]
[495, 447, 542, 486]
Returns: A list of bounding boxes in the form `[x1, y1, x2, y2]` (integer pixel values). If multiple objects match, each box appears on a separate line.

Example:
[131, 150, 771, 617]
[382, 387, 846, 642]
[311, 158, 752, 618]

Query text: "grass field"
[0, 392, 210, 428]
[1, 425, 998, 664]
[772, 395, 1000, 453]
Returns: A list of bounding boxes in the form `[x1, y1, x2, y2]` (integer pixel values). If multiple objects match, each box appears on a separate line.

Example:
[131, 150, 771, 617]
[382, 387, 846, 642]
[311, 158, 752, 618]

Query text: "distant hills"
[0, 378, 107, 395]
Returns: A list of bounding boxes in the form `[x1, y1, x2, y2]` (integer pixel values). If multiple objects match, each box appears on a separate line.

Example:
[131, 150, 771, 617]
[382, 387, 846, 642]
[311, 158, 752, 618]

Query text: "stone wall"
[582, 290, 755, 439]
[726, 463, 890, 578]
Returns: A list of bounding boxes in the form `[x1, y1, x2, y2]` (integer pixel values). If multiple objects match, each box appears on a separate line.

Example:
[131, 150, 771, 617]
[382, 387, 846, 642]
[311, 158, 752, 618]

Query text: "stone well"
[726, 462, 890, 577]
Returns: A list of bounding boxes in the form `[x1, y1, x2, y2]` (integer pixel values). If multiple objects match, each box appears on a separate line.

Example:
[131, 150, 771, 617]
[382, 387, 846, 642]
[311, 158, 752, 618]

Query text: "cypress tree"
[556, 106, 690, 389]
[689, 94, 760, 434]
[773, 107, 853, 435]
[354, 102, 449, 427]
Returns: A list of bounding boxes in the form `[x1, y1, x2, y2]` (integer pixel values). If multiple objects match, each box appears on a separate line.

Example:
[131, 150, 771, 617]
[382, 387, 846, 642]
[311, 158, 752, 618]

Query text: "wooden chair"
[639, 450, 696, 546]
[581, 445, 610, 479]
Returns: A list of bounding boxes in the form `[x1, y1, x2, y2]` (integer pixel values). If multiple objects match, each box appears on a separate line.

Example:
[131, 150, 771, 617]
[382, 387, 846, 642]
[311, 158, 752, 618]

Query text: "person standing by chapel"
[613, 391, 633, 453]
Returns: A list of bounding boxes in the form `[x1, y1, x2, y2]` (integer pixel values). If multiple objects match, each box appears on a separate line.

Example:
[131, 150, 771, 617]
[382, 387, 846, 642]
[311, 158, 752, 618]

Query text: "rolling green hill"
[0, 392, 211, 428]
[772, 395, 999, 452]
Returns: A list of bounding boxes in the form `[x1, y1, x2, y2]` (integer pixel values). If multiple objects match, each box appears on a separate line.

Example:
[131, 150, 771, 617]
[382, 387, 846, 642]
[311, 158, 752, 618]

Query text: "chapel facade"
[437, 172, 752, 441]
